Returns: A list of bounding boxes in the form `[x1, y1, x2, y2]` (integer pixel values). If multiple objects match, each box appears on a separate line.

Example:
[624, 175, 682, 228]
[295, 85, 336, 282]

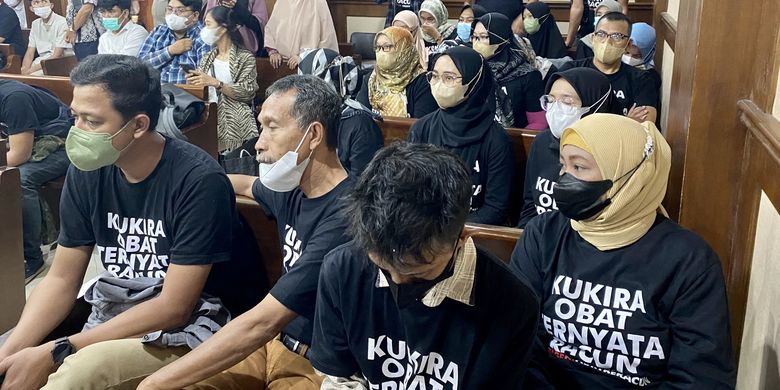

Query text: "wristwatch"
[51, 337, 76, 365]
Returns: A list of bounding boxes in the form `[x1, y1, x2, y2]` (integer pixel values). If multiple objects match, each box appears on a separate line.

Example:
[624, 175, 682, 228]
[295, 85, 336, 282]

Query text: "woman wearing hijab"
[455, 4, 487, 43]
[625, 22, 661, 100]
[392, 10, 429, 69]
[408, 46, 514, 225]
[524, 1, 567, 59]
[357, 26, 437, 118]
[204, 0, 267, 56]
[511, 114, 736, 388]
[264, 0, 338, 69]
[473, 13, 547, 130]
[517, 67, 619, 227]
[575, 0, 622, 59]
[298, 48, 384, 177]
[418, 0, 457, 47]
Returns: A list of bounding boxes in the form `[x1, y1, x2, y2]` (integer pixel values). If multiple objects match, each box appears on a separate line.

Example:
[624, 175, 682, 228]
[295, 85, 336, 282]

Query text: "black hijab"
[475, 13, 536, 84]
[423, 46, 496, 148]
[526, 2, 567, 59]
[461, 3, 488, 18]
[545, 67, 620, 115]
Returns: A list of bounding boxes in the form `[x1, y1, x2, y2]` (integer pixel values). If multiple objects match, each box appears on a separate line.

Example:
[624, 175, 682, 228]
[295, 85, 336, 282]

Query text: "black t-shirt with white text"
[518, 129, 560, 228]
[310, 241, 539, 389]
[559, 58, 659, 116]
[58, 138, 267, 315]
[0, 80, 71, 138]
[252, 177, 353, 344]
[577, 0, 600, 37]
[510, 211, 736, 388]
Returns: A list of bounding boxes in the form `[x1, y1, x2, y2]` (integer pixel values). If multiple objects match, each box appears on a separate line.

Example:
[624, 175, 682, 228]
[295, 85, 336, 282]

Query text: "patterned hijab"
[368, 27, 424, 118]
[561, 114, 671, 251]
[393, 10, 428, 69]
[419, 0, 456, 44]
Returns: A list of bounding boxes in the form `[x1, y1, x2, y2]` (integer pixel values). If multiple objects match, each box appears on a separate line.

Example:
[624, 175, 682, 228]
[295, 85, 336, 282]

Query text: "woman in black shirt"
[511, 114, 736, 388]
[524, 1, 568, 59]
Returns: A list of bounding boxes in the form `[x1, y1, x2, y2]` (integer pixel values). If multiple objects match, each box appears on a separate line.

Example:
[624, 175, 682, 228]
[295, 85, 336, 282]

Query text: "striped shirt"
[138, 23, 210, 84]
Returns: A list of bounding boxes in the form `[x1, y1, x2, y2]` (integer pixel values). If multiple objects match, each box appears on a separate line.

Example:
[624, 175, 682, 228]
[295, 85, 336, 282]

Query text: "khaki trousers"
[42, 338, 190, 390]
[188, 337, 322, 390]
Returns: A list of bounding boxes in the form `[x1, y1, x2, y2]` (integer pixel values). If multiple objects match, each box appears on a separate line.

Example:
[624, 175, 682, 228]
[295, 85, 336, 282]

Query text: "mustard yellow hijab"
[560, 114, 671, 251]
[368, 27, 424, 118]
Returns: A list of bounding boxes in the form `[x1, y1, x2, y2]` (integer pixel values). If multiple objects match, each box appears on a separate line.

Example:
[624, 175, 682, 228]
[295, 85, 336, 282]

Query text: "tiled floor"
[25, 244, 105, 298]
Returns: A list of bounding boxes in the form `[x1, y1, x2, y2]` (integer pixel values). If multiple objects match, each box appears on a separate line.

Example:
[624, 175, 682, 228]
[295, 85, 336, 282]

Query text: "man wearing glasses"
[138, 0, 209, 84]
[559, 12, 658, 123]
[96, 0, 149, 56]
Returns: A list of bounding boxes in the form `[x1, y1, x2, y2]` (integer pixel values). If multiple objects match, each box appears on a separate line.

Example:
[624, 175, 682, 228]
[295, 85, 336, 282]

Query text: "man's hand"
[0, 342, 55, 390]
[64, 30, 76, 44]
[185, 69, 220, 88]
[287, 54, 299, 70]
[269, 51, 282, 68]
[421, 24, 441, 42]
[626, 103, 649, 123]
[168, 38, 193, 56]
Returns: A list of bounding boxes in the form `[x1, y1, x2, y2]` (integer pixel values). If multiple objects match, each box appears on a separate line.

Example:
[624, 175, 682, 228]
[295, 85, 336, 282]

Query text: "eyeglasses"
[165, 6, 193, 16]
[426, 71, 463, 87]
[540, 95, 579, 111]
[593, 30, 630, 43]
[373, 44, 395, 52]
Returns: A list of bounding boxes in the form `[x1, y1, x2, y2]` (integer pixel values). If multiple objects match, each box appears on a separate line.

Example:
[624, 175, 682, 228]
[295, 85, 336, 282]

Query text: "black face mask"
[383, 252, 458, 308]
[554, 157, 647, 221]
[553, 173, 613, 221]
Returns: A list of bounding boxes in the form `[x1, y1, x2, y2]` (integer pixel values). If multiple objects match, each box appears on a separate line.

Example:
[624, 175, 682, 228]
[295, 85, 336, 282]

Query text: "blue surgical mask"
[456, 22, 471, 41]
[593, 15, 601, 29]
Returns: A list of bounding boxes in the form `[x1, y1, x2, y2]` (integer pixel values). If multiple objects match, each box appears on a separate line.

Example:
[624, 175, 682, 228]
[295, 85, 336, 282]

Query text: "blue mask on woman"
[456, 22, 471, 41]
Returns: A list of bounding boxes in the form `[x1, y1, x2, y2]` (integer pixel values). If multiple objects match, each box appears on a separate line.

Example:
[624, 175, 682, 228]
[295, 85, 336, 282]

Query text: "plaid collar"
[375, 237, 477, 307]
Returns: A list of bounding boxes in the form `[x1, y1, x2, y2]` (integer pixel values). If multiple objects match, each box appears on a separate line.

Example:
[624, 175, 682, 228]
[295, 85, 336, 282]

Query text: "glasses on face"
[540, 94, 580, 111]
[426, 71, 463, 87]
[593, 30, 630, 44]
[165, 6, 193, 16]
[373, 44, 395, 52]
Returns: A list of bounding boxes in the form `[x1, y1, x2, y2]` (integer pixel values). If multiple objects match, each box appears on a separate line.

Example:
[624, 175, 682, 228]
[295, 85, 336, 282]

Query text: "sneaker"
[24, 259, 45, 284]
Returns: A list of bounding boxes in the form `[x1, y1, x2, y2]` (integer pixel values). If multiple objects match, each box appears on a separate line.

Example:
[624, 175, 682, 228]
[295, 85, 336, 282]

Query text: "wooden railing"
[0, 139, 26, 333]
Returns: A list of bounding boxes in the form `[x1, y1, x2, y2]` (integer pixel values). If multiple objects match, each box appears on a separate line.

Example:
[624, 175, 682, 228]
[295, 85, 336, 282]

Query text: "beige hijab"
[560, 114, 671, 251]
[264, 0, 339, 58]
[368, 27, 424, 118]
[393, 10, 429, 69]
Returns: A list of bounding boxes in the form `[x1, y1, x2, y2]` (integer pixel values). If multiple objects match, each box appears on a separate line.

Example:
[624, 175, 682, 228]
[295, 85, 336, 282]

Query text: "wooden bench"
[379, 116, 542, 225]
[0, 139, 26, 333]
[0, 73, 73, 104]
[41, 55, 79, 77]
[0, 44, 22, 74]
[255, 57, 296, 100]
[464, 223, 522, 264]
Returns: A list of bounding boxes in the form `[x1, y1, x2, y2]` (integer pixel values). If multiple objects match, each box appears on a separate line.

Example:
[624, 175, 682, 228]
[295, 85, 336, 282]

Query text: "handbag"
[220, 137, 259, 175]
[157, 84, 206, 139]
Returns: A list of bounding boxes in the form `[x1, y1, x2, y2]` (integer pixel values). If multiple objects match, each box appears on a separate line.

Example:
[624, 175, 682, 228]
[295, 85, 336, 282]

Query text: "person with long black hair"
[472, 12, 547, 130]
[409, 46, 514, 225]
[187, 5, 258, 152]
[518, 67, 619, 227]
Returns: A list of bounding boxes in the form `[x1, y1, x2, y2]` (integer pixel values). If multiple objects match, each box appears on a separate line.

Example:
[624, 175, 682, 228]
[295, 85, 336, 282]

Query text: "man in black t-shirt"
[379, 0, 423, 27]
[560, 11, 658, 123]
[309, 143, 539, 389]
[0, 1, 25, 55]
[0, 55, 266, 389]
[139, 75, 352, 390]
[0, 80, 72, 281]
[565, 0, 627, 47]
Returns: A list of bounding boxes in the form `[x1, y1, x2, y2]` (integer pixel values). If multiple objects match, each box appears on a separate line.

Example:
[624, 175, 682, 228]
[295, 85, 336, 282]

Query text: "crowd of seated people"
[0, 1, 737, 389]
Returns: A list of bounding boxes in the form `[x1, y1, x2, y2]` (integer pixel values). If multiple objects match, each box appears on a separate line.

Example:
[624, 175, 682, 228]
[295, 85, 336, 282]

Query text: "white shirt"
[28, 13, 73, 59]
[208, 58, 231, 103]
[98, 21, 149, 56]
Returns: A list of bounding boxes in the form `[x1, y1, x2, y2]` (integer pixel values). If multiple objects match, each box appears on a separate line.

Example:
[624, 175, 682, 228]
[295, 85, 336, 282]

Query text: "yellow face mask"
[593, 39, 625, 65]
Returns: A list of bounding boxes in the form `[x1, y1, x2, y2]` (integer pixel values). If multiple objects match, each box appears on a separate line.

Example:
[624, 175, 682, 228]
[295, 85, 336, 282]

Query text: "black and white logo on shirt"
[283, 224, 302, 271]
[99, 212, 170, 279]
[367, 335, 460, 390]
[535, 176, 558, 215]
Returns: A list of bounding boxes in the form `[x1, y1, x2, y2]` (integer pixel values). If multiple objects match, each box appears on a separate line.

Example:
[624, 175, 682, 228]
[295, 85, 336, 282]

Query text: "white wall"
[660, 41, 674, 133]
[736, 192, 780, 390]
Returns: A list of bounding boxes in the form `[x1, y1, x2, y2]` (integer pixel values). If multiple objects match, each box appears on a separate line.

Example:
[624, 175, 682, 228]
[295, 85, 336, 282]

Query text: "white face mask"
[33, 6, 52, 18]
[257, 126, 313, 192]
[165, 13, 190, 31]
[199, 27, 222, 45]
[622, 54, 644, 67]
[545, 88, 611, 138]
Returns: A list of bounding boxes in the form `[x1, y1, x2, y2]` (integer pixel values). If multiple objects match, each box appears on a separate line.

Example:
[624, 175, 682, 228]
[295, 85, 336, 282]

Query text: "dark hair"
[597, 11, 632, 36]
[207, 6, 244, 48]
[70, 55, 162, 131]
[96, 0, 131, 12]
[169, 0, 202, 15]
[347, 142, 472, 268]
[265, 75, 341, 150]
